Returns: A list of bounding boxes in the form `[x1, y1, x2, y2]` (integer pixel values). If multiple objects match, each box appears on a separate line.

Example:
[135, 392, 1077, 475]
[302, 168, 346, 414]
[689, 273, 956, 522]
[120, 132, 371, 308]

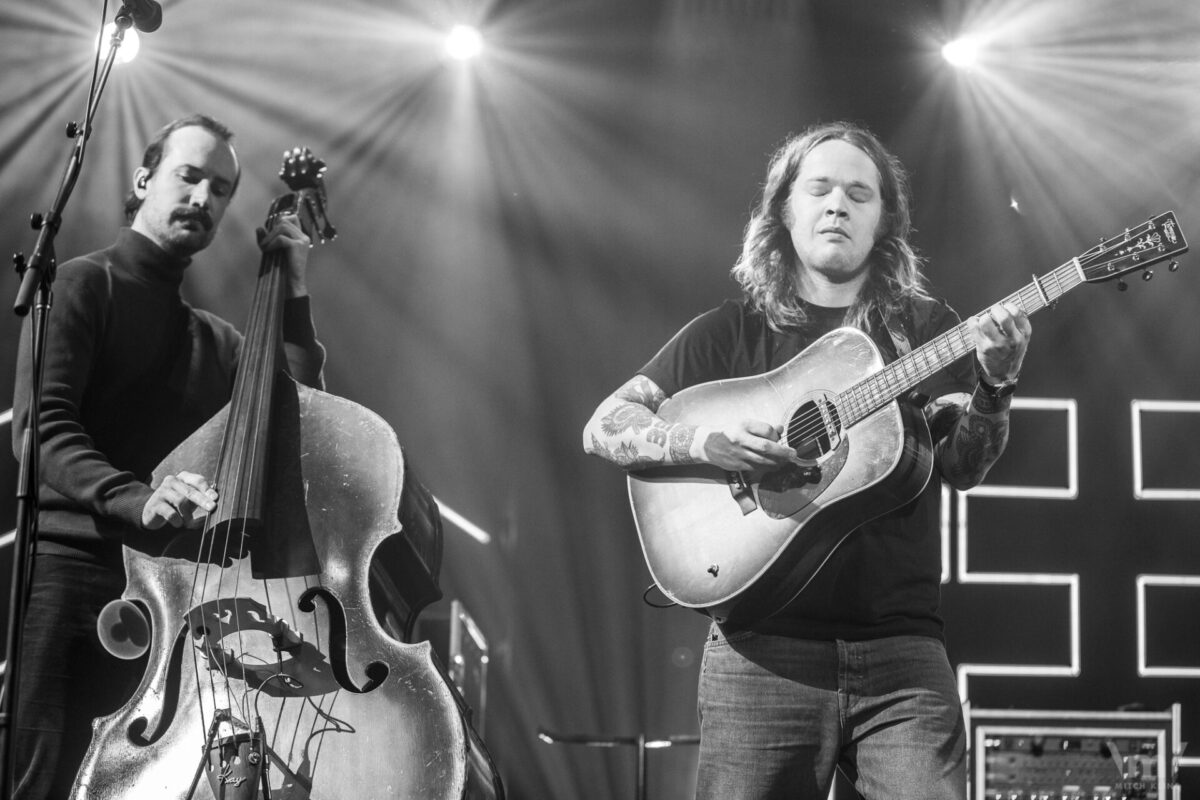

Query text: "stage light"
[942, 35, 980, 68]
[444, 24, 483, 61]
[96, 22, 140, 64]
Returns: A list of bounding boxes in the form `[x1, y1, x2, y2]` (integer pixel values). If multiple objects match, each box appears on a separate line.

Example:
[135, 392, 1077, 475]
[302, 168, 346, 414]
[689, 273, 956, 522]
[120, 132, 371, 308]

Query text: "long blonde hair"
[731, 121, 930, 331]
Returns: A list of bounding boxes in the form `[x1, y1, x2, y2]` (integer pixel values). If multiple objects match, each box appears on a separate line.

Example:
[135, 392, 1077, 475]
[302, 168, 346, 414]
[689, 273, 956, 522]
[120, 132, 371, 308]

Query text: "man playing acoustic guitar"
[583, 121, 1031, 800]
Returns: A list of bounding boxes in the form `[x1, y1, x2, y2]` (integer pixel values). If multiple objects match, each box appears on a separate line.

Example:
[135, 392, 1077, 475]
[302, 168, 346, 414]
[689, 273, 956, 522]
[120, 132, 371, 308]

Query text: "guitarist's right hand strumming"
[583, 374, 798, 471]
[699, 418, 798, 471]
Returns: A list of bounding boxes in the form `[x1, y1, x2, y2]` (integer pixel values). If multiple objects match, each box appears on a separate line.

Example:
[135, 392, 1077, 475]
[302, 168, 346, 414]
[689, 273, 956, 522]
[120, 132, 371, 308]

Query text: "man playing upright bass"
[11, 114, 325, 799]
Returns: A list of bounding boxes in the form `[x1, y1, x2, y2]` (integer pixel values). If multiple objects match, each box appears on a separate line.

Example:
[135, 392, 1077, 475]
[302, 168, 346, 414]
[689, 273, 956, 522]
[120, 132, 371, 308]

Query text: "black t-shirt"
[639, 296, 974, 640]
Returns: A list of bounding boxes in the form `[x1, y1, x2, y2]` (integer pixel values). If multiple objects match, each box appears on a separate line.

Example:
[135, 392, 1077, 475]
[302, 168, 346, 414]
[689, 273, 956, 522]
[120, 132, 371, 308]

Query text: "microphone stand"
[1, 9, 138, 798]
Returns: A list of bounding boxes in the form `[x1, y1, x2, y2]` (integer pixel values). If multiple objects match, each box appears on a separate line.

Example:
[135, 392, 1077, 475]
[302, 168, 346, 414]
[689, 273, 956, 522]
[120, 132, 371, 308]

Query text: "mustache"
[170, 207, 213, 231]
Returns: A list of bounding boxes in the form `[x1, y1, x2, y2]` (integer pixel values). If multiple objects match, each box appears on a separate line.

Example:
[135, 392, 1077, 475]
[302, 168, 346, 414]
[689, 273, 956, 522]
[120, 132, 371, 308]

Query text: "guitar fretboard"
[836, 259, 1085, 427]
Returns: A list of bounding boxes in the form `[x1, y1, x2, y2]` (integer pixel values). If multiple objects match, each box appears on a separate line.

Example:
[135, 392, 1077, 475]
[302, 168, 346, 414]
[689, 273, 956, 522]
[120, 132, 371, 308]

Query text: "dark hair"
[123, 114, 239, 222]
[731, 120, 929, 331]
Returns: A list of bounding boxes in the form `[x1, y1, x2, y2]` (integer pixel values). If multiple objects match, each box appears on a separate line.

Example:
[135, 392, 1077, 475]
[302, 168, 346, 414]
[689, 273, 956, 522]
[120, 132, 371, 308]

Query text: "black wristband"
[973, 370, 1017, 413]
[976, 376, 1018, 399]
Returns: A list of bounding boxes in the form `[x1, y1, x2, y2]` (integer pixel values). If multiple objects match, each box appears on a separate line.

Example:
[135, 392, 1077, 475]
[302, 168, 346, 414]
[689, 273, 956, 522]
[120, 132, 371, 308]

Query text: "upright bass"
[74, 149, 502, 799]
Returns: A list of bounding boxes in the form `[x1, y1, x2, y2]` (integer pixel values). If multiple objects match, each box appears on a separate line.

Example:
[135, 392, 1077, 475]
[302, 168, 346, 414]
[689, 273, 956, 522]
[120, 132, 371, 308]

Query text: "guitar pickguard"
[757, 435, 850, 519]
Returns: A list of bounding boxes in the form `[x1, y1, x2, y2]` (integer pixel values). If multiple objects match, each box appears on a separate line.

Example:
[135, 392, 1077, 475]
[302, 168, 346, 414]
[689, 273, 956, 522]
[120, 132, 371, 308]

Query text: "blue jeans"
[696, 627, 966, 800]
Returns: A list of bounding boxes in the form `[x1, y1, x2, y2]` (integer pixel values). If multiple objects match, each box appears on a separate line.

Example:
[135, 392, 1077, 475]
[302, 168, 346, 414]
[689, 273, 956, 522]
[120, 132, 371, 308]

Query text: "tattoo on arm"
[589, 432, 685, 469]
[668, 425, 695, 463]
[925, 393, 969, 443]
[585, 376, 697, 470]
[970, 389, 1012, 416]
[589, 419, 698, 469]
[615, 375, 667, 412]
[646, 419, 669, 447]
[953, 415, 1005, 480]
[941, 403, 1009, 488]
[599, 403, 657, 437]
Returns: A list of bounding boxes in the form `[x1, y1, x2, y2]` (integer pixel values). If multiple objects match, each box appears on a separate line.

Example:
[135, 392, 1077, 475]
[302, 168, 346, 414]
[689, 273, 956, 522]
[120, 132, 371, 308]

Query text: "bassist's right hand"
[697, 420, 797, 471]
[142, 471, 218, 530]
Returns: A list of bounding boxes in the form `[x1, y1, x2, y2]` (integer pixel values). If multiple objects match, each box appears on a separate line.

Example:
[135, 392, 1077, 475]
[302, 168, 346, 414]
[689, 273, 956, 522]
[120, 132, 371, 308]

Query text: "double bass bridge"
[187, 596, 339, 698]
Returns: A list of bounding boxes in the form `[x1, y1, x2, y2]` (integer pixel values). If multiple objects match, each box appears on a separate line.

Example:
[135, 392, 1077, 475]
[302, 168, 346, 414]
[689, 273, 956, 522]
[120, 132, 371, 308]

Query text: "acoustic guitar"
[628, 211, 1188, 625]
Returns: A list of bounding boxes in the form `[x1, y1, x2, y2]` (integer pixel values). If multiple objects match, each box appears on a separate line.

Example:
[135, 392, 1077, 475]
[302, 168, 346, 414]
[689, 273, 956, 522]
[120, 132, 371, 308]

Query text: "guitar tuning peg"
[1142, 269, 1153, 281]
[1168, 260, 1179, 272]
[1117, 278, 1128, 291]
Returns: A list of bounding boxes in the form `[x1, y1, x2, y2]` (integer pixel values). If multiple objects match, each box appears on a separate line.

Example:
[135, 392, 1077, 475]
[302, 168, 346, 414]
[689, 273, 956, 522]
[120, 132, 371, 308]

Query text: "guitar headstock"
[1078, 211, 1187, 284]
[273, 147, 337, 244]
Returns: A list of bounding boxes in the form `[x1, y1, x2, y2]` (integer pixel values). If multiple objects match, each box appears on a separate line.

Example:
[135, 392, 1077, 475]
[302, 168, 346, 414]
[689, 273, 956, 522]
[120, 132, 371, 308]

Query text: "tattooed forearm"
[646, 419, 670, 447]
[951, 415, 1006, 480]
[970, 388, 1012, 416]
[614, 375, 667, 413]
[584, 375, 704, 470]
[599, 403, 658, 437]
[924, 392, 970, 443]
[668, 425, 695, 463]
[939, 401, 1009, 489]
[588, 435, 642, 468]
[588, 429, 696, 469]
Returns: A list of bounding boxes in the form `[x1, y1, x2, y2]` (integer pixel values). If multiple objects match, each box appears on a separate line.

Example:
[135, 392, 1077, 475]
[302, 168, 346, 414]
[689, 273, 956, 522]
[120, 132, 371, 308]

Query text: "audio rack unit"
[967, 705, 1182, 800]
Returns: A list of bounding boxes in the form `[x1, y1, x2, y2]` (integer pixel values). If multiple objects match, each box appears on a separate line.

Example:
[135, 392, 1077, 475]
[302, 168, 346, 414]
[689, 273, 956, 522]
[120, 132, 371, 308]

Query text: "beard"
[169, 206, 213, 232]
[153, 207, 216, 257]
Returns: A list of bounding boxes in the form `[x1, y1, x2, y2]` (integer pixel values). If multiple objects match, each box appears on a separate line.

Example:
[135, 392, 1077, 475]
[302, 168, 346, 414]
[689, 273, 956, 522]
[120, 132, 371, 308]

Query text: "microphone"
[117, 0, 163, 33]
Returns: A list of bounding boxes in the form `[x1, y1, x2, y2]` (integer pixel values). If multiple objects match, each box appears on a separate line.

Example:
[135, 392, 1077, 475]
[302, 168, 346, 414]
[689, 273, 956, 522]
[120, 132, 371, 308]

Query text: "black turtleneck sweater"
[12, 227, 326, 563]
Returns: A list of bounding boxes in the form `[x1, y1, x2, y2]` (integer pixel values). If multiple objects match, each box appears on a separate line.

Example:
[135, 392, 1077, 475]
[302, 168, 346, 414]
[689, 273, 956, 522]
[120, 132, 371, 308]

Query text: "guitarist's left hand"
[940, 301, 1032, 490]
[970, 301, 1031, 382]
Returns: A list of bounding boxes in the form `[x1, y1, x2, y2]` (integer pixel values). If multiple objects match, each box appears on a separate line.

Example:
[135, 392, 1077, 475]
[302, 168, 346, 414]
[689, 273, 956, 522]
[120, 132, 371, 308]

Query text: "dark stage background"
[2, 1, 1198, 798]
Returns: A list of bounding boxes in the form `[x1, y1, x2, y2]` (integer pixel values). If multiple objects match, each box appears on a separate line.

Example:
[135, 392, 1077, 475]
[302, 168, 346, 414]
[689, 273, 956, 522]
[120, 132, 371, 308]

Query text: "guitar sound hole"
[786, 398, 841, 460]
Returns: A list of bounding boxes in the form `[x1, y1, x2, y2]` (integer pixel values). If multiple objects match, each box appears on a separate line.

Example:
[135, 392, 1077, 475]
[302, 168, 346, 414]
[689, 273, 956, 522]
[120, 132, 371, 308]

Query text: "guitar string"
[781, 217, 1167, 446]
[782, 233, 1174, 444]
[779, 265, 1084, 447]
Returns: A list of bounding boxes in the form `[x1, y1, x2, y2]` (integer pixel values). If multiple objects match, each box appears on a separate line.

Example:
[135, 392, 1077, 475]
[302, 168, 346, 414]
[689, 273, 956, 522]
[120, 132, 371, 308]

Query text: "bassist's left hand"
[257, 212, 312, 298]
[970, 301, 1031, 382]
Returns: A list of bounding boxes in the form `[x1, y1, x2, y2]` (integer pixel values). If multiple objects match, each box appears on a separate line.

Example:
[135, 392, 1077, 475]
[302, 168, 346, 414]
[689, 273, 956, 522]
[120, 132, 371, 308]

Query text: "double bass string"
[193, 214, 340, 774]
[226, 239, 287, 735]
[185, 223, 294, 754]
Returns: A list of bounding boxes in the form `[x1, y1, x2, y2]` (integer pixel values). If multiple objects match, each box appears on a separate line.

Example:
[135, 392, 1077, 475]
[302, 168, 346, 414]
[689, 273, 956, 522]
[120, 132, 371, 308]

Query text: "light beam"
[97, 22, 140, 65]
[444, 24, 483, 61]
[942, 35, 981, 68]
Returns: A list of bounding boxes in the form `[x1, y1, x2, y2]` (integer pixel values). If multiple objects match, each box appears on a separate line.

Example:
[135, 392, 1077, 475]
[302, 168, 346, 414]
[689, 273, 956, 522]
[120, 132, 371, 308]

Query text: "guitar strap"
[874, 306, 930, 408]
[873, 306, 912, 359]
